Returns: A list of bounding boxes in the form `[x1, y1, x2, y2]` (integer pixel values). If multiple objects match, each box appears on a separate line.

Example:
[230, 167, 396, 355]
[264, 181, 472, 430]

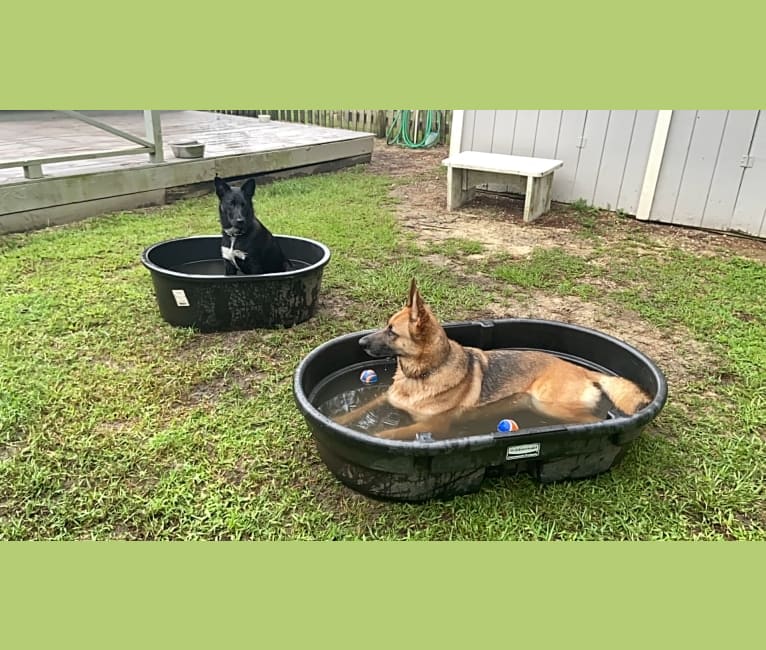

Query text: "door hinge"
[739, 155, 754, 168]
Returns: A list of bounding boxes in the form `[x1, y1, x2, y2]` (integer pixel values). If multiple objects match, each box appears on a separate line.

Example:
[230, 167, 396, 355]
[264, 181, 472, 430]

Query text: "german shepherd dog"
[336, 279, 651, 441]
[215, 176, 291, 275]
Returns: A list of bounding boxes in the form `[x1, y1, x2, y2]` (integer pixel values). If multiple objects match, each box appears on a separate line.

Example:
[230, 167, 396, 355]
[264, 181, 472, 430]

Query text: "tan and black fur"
[336, 279, 651, 441]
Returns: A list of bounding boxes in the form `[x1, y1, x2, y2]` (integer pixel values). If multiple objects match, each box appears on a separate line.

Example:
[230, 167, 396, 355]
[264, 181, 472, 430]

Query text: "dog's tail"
[594, 374, 652, 416]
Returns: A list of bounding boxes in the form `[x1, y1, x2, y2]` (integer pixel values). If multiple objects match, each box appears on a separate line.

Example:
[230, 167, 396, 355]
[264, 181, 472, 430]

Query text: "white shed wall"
[457, 110, 765, 237]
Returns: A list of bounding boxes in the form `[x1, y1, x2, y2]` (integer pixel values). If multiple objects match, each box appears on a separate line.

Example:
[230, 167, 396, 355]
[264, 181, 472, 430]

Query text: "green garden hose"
[386, 110, 441, 148]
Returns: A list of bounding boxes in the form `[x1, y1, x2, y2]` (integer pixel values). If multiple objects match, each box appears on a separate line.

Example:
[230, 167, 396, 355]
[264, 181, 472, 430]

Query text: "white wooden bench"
[442, 150, 563, 222]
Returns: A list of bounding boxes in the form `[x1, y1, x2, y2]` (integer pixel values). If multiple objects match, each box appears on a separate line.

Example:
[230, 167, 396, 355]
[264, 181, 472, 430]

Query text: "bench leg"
[446, 167, 475, 211]
[523, 173, 554, 222]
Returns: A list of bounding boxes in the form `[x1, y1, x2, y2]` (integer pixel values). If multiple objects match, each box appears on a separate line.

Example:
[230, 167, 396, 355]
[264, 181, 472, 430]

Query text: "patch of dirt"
[368, 139, 765, 385]
[175, 330, 263, 361]
[184, 367, 266, 407]
[370, 139, 766, 263]
[93, 420, 134, 438]
[317, 292, 352, 320]
[368, 141, 446, 178]
[0, 439, 27, 462]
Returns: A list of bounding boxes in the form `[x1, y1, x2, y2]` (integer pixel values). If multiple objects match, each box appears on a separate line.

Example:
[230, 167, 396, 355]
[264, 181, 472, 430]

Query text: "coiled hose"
[386, 110, 441, 148]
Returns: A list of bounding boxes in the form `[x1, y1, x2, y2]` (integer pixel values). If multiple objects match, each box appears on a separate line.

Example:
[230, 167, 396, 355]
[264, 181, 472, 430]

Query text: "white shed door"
[650, 110, 764, 237]
[729, 113, 766, 237]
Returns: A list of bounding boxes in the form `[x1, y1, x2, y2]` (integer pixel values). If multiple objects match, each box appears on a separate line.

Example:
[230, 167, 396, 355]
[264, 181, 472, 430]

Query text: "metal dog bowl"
[141, 235, 331, 331]
[170, 140, 205, 159]
[293, 319, 668, 502]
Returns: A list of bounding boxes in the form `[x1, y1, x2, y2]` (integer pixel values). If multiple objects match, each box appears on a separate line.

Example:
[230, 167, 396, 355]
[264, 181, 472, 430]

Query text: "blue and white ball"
[497, 418, 520, 433]
[360, 369, 378, 384]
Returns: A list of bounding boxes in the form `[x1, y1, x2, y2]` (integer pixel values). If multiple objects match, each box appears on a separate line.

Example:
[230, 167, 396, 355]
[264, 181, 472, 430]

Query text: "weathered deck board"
[0, 110, 374, 234]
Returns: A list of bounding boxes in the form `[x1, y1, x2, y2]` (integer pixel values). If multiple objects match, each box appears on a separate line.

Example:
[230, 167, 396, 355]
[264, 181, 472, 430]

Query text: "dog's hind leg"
[525, 375, 607, 423]
[458, 393, 535, 425]
[526, 396, 603, 424]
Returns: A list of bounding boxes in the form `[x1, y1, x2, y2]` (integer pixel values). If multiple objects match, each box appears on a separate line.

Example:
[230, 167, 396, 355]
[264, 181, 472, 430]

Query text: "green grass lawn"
[1, 165, 764, 540]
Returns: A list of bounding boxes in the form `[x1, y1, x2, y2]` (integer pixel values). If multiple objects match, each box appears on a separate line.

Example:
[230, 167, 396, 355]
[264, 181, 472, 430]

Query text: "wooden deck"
[0, 111, 374, 234]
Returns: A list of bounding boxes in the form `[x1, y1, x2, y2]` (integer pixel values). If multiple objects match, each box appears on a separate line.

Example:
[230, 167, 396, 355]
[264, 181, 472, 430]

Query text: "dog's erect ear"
[241, 178, 256, 201]
[214, 176, 230, 199]
[407, 278, 426, 323]
[406, 278, 418, 308]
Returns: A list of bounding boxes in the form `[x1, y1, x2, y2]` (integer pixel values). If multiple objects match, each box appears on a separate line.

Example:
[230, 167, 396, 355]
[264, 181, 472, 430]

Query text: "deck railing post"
[144, 110, 164, 163]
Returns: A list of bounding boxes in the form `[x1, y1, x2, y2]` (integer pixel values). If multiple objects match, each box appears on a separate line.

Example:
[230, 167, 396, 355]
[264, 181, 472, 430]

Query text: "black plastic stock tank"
[141, 235, 330, 332]
[293, 319, 667, 502]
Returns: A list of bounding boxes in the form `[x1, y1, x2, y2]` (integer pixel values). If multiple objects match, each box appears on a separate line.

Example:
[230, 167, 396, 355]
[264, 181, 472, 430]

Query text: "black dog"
[214, 176, 291, 275]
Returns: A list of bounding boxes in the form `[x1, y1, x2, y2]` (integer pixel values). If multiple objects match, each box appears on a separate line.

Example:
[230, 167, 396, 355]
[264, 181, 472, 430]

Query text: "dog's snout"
[358, 331, 394, 359]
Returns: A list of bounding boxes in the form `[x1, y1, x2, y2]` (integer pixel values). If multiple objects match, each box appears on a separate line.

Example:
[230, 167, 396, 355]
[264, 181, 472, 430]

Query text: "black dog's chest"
[221, 235, 249, 269]
[221, 233, 265, 274]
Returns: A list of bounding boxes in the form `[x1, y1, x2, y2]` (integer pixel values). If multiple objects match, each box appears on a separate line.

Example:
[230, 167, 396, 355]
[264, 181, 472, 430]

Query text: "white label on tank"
[172, 289, 190, 307]
[506, 443, 541, 460]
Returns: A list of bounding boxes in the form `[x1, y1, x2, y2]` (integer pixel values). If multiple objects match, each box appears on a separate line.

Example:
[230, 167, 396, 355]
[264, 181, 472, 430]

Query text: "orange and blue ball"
[497, 418, 519, 432]
[360, 369, 378, 384]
